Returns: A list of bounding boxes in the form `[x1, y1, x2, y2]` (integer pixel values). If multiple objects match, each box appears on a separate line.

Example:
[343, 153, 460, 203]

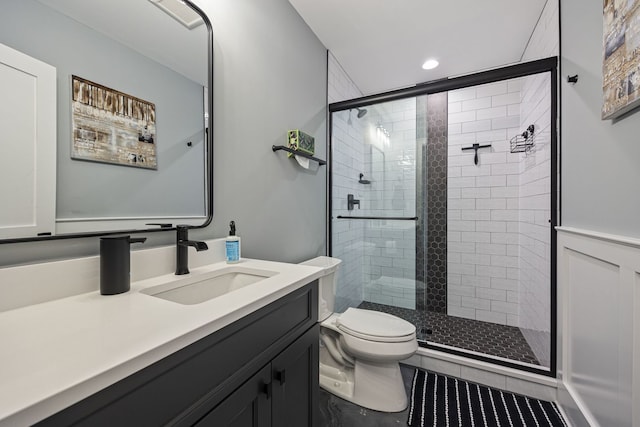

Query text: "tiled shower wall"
[328, 52, 365, 312]
[447, 80, 523, 326]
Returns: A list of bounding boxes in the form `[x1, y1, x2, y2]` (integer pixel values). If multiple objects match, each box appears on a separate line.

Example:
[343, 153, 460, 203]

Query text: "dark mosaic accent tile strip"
[425, 93, 448, 313]
[358, 301, 540, 366]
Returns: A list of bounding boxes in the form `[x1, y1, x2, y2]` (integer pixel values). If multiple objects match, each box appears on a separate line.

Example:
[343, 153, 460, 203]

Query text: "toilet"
[301, 256, 418, 412]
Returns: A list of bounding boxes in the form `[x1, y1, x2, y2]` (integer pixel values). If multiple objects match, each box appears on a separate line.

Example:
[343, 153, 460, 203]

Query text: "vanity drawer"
[37, 280, 318, 426]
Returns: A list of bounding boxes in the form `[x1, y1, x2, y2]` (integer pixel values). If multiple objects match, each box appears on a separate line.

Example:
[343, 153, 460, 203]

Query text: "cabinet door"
[0, 42, 56, 239]
[272, 324, 319, 427]
[196, 364, 272, 427]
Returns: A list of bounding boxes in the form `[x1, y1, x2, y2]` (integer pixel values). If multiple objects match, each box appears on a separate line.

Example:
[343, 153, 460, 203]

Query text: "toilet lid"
[336, 308, 416, 343]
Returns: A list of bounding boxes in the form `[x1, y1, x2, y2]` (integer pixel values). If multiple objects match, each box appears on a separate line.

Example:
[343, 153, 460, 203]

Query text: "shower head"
[356, 107, 367, 118]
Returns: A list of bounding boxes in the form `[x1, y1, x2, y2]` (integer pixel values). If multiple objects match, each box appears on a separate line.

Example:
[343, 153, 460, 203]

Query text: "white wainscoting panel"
[557, 227, 639, 427]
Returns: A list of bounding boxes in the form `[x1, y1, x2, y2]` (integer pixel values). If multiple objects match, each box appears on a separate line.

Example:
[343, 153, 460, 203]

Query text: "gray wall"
[0, 0, 206, 219]
[562, 0, 640, 237]
[0, 0, 327, 266]
[203, 0, 327, 262]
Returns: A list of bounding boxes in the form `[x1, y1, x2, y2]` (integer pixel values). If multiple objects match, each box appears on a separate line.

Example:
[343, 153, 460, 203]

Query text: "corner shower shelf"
[272, 145, 326, 165]
[510, 124, 535, 154]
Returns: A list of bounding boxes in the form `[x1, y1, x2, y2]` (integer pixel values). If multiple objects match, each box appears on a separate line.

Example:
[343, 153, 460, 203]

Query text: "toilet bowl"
[301, 256, 418, 412]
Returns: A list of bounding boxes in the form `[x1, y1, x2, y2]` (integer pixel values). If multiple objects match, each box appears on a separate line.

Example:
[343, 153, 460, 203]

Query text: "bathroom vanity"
[38, 282, 318, 426]
[0, 244, 323, 426]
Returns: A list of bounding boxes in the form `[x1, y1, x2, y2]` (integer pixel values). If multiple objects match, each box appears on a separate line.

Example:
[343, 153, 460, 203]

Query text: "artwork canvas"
[71, 75, 157, 169]
[602, 0, 640, 119]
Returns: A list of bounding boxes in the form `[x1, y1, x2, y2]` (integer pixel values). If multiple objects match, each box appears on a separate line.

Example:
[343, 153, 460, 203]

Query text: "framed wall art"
[602, 0, 640, 119]
[71, 75, 157, 169]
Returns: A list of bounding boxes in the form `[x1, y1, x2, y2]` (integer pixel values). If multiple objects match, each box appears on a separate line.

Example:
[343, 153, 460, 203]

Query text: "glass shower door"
[329, 98, 421, 317]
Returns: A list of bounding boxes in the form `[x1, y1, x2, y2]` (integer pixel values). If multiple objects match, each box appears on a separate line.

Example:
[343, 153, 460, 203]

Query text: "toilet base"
[319, 346, 408, 413]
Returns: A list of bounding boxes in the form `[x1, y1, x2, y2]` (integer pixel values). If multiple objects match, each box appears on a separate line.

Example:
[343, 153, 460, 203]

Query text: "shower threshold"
[358, 301, 543, 367]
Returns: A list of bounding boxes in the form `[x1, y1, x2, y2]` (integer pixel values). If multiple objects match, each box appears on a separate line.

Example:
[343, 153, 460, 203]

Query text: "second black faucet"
[175, 225, 208, 275]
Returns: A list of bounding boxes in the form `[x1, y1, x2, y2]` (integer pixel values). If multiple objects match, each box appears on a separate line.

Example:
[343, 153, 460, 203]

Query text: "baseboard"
[556, 381, 597, 426]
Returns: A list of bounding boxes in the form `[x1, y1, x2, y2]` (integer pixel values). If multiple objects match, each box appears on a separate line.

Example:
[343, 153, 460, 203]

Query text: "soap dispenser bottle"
[226, 221, 240, 264]
[100, 235, 147, 295]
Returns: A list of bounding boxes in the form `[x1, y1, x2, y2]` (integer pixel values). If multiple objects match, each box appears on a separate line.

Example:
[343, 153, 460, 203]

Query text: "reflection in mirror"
[0, 0, 212, 241]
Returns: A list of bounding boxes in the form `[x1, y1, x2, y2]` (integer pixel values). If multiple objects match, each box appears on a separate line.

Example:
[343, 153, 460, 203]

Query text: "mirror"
[0, 0, 212, 242]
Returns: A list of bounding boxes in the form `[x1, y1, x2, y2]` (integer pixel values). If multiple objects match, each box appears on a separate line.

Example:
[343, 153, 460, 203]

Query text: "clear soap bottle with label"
[225, 221, 240, 263]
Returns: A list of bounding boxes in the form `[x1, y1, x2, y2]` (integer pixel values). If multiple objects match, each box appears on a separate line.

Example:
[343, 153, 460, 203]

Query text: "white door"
[0, 42, 56, 239]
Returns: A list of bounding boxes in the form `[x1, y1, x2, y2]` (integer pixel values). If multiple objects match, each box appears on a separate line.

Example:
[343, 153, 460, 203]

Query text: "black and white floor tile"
[358, 302, 541, 365]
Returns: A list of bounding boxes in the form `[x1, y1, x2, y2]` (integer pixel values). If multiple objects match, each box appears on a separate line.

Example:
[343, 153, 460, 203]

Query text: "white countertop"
[0, 258, 323, 426]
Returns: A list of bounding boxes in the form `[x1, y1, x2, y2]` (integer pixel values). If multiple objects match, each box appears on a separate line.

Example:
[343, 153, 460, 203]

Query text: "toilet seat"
[336, 308, 416, 343]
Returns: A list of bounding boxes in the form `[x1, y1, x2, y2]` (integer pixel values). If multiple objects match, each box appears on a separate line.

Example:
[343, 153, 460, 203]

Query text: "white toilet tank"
[299, 256, 341, 321]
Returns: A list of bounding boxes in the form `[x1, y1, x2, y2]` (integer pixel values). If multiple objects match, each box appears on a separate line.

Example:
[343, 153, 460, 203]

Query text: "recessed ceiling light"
[422, 59, 439, 70]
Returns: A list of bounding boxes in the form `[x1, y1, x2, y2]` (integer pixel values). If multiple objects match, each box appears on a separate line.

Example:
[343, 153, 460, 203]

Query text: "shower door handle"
[336, 215, 418, 220]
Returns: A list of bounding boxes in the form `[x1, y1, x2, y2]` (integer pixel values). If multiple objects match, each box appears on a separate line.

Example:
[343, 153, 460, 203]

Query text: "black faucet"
[175, 225, 208, 275]
[347, 194, 360, 210]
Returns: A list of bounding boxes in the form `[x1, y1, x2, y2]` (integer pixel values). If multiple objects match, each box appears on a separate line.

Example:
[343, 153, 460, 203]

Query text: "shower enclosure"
[328, 58, 557, 374]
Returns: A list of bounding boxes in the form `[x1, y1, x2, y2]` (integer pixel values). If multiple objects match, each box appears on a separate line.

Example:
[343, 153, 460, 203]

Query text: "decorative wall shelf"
[272, 145, 326, 165]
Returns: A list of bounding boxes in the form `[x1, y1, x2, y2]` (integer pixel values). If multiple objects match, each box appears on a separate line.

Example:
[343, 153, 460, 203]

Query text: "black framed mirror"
[0, 0, 213, 244]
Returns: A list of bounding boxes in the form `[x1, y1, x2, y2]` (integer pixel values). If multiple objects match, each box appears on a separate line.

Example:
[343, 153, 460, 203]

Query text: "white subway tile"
[449, 102, 462, 113]
[476, 82, 508, 98]
[461, 232, 491, 243]
[476, 198, 506, 210]
[449, 110, 477, 124]
[492, 91, 521, 107]
[462, 97, 492, 111]
[476, 310, 507, 325]
[449, 87, 477, 102]
[462, 296, 491, 310]
[449, 199, 476, 210]
[448, 305, 476, 320]
[476, 265, 507, 278]
[491, 297, 521, 317]
[476, 221, 507, 233]
[449, 241, 476, 253]
[476, 287, 507, 301]
[476, 243, 507, 255]
[477, 106, 508, 121]
[492, 115, 520, 130]
[446, 217, 477, 232]
[461, 274, 491, 288]
[448, 262, 476, 275]
[462, 119, 492, 133]
[461, 210, 491, 221]
[462, 253, 492, 267]
[461, 187, 491, 199]
[491, 278, 518, 291]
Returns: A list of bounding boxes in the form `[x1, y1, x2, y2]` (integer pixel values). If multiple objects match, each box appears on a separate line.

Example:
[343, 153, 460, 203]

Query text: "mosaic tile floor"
[358, 301, 541, 365]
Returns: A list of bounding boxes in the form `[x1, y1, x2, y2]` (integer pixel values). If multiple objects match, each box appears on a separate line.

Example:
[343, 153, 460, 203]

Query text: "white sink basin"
[141, 267, 277, 305]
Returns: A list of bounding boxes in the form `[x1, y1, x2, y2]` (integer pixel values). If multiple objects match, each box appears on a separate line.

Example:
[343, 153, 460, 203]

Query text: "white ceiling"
[37, 0, 207, 85]
[288, 0, 547, 95]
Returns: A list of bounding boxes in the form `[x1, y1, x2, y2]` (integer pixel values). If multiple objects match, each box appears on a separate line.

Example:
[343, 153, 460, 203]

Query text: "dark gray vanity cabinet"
[196, 325, 318, 427]
[36, 281, 319, 427]
[195, 364, 272, 426]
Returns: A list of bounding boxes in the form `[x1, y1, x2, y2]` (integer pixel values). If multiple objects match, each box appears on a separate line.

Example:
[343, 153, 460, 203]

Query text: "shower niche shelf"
[272, 145, 326, 165]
